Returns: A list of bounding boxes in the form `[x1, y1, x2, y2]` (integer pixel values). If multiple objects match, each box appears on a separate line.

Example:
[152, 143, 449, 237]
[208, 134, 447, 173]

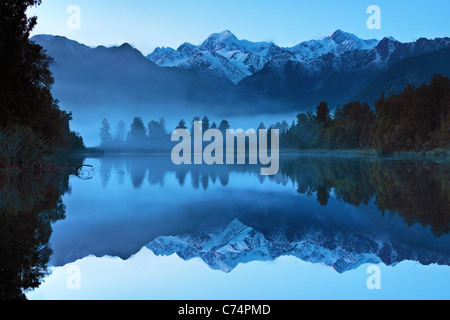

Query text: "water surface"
[1, 154, 449, 299]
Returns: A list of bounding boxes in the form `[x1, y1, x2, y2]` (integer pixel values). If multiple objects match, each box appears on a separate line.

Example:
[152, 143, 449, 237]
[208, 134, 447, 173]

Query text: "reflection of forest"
[98, 155, 272, 190]
[99, 156, 450, 237]
[0, 157, 84, 300]
[281, 159, 449, 237]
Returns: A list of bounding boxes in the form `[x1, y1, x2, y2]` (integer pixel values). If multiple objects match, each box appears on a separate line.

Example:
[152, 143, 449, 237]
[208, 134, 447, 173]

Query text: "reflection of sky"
[28, 155, 450, 299]
[28, 250, 450, 300]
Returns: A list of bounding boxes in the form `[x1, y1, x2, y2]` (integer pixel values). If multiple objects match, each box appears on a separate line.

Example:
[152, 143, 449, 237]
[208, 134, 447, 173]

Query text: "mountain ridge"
[147, 29, 382, 85]
[30, 31, 450, 145]
[32, 31, 450, 100]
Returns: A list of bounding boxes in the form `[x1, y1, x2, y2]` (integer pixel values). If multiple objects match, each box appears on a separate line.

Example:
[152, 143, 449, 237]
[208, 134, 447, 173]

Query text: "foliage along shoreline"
[277, 148, 450, 158]
[0, 1, 86, 174]
[74, 147, 450, 162]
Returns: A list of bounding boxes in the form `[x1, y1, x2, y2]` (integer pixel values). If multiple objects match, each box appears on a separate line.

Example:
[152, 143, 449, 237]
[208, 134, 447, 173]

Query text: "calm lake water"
[1, 154, 449, 299]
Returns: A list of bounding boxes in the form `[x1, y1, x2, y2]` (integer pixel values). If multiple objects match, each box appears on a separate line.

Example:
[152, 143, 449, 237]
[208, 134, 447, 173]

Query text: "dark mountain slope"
[355, 47, 450, 105]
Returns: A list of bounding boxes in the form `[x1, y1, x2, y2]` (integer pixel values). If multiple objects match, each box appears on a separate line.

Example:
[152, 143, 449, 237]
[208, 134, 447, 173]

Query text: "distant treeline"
[100, 74, 450, 154]
[99, 116, 239, 150]
[99, 115, 284, 151]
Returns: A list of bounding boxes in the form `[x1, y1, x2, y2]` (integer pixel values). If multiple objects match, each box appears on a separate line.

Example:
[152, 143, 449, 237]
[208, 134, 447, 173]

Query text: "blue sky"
[28, 0, 450, 55]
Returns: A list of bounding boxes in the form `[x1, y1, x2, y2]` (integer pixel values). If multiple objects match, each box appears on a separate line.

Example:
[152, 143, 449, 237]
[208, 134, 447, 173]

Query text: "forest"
[281, 74, 450, 153]
[98, 74, 450, 154]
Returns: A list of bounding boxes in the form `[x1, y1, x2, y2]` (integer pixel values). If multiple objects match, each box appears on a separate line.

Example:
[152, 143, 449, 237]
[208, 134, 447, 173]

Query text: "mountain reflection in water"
[1, 154, 449, 299]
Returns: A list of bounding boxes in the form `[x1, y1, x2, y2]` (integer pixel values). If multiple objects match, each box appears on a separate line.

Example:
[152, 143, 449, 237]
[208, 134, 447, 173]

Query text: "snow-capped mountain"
[235, 34, 450, 108]
[288, 29, 379, 62]
[148, 30, 277, 84]
[147, 29, 380, 84]
[147, 29, 450, 106]
[147, 218, 450, 273]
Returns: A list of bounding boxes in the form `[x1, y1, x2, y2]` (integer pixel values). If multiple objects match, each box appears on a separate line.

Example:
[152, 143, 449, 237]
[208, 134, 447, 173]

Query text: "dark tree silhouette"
[148, 119, 166, 138]
[176, 119, 187, 130]
[316, 102, 330, 124]
[370, 74, 450, 152]
[0, 0, 83, 170]
[257, 122, 266, 131]
[0, 0, 73, 151]
[202, 116, 210, 133]
[128, 117, 147, 146]
[218, 120, 230, 134]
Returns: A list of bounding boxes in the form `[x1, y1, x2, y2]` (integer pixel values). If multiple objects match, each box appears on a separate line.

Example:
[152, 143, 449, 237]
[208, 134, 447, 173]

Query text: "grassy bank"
[0, 126, 88, 174]
[0, 126, 49, 173]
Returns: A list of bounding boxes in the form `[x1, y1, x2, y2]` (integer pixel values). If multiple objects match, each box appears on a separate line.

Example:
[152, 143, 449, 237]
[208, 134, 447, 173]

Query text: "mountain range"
[31, 30, 450, 144]
[148, 30, 381, 92]
[146, 29, 450, 106]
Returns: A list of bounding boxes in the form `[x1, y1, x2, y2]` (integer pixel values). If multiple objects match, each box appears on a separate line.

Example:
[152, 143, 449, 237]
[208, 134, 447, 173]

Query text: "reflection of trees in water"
[148, 169, 165, 187]
[0, 174, 68, 299]
[370, 161, 450, 237]
[0, 156, 84, 299]
[281, 158, 450, 237]
[176, 171, 187, 186]
[98, 156, 450, 237]
[98, 156, 262, 190]
[201, 173, 209, 190]
[218, 172, 229, 187]
[127, 158, 148, 189]
[100, 159, 112, 188]
[281, 159, 375, 207]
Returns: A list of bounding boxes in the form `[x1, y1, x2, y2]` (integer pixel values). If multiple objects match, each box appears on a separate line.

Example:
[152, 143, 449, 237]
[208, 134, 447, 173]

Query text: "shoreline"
[75, 147, 450, 160]
[2, 148, 449, 174]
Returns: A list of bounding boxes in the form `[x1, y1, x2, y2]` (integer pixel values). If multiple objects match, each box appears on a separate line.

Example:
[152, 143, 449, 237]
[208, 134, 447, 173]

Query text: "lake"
[1, 154, 449, 299]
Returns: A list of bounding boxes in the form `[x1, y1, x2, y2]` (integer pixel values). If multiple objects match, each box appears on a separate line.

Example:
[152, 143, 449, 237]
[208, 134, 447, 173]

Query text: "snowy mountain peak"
[386, 36, 398, 42]
[211, 30, 237, 42]
[146, 29, 382, 84]
[177, 42, 196, 54]
[328, 29, 358, 44]
[328, 29, 379, 49]
[287, 30, 379, 63]
[145, 30, 450, 88]
[199, 30, 240, 51]
[147, 30, 280, 84]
